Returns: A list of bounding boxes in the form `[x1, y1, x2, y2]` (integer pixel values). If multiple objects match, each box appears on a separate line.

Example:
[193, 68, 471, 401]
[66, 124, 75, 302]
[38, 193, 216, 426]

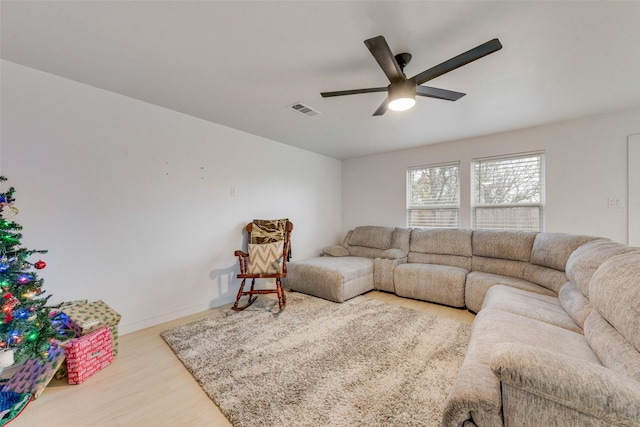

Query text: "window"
[407, 162, 460, 228]
[472, 152, 544, 231]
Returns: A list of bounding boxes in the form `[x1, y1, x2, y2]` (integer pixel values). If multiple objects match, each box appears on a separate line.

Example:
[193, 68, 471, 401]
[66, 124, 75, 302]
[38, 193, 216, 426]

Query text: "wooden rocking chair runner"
[233, 219, 293, 311]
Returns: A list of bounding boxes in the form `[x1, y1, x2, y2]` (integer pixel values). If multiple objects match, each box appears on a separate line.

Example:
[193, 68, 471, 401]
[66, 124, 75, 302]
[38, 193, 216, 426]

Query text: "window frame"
[406, 161, 461, 229]
[471, 151, 545, 231]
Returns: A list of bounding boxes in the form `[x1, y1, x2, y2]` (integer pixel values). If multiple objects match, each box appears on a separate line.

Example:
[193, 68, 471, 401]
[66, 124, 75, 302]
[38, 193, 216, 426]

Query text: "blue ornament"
[14, 309, 29, 320]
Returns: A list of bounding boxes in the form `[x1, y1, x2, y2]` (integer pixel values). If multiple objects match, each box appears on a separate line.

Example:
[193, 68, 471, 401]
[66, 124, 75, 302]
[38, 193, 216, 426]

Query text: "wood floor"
[10, 291, 475, 427]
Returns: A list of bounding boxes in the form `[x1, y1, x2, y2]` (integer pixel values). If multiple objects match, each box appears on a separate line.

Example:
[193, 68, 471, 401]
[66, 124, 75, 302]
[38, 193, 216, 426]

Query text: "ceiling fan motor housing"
[389, 80, 416, 97]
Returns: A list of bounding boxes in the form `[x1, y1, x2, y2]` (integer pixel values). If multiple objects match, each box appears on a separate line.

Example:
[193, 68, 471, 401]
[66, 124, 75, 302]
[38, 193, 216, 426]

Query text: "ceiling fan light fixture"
[388, 97, 415, 111]
[388, 80, 416, 112]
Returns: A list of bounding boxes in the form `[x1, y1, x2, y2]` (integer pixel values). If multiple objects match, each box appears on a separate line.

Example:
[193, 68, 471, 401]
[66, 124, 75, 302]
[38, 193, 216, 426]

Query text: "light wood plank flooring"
[10, 291, 474, 427]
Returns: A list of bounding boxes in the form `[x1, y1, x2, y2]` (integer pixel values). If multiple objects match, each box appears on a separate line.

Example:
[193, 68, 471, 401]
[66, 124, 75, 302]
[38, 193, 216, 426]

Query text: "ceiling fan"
[321, 36, 502, 116]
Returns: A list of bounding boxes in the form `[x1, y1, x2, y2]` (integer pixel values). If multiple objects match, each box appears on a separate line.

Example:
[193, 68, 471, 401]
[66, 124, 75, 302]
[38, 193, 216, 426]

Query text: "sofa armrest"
[373, 256, 406, 293]
[380, 248, 407, 260]
[490, 343, 640, 426]
[323, 245, 349, 257]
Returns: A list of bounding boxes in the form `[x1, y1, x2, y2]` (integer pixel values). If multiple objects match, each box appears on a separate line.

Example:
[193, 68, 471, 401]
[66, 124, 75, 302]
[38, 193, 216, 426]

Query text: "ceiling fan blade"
[416, 85, 466, 101]
[321, 87, 388, 98]
[372, 98, 389, 116]
[412, 38, 502, 85]
[364, 36, 405, 83]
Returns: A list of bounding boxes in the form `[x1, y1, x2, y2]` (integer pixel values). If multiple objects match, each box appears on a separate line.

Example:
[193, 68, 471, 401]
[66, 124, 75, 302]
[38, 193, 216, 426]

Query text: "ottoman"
[286, 256, 374, 302]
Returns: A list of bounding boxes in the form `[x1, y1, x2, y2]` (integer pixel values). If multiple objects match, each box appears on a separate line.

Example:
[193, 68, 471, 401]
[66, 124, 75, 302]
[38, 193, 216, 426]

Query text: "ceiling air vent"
[288, 102, 321, 117]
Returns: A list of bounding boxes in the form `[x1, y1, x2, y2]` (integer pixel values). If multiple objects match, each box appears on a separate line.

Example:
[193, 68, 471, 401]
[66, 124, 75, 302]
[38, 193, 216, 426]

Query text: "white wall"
[1, 61, 343, 334]
[343, 108, 640, 244]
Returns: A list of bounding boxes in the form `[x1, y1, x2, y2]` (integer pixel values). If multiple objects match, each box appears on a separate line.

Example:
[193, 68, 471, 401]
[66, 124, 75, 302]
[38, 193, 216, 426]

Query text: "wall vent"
[288, 102, 321, 117]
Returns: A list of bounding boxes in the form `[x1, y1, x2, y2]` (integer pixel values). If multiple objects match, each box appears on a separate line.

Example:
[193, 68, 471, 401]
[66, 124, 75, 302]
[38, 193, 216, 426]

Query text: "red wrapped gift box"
[65, 326, 113, 384]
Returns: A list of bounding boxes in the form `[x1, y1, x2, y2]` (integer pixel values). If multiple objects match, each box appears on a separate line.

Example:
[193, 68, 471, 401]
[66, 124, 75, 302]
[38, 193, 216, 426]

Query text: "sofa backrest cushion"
[472, 230, 537, 262]
[323, 245, 349, 257]
[530, 233, 599, 272]
[589, 253, 640, 353]
[584, 310, 640, 381]
[345, 226, 411, 259]
[522, 264, 568, 294]
[348, 226, 393, 249]
[409, 228, 473, 257]
[471, 257, 529, 279]
[408, 253, 472, 270]
[565, 239, 635, 298]
[407, 228, 472, 269]
[523, 232, 597, 293]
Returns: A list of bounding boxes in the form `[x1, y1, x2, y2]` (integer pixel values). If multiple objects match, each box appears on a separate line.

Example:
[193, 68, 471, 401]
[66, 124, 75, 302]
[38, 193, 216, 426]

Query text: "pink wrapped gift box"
[65, 326, 113, 384]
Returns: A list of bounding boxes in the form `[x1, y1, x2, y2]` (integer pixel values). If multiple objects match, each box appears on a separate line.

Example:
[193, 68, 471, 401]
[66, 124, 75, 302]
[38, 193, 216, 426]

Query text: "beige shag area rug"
[161, 292, 471, 427]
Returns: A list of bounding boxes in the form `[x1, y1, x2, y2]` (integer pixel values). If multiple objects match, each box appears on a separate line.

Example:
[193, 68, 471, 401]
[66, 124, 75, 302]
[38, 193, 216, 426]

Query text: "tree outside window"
[472, 153, 544, 231]
[407, 163, 459, 228]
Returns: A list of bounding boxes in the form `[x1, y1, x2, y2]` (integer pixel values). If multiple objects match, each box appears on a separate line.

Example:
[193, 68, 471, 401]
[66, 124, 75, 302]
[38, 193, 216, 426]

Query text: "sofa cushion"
[471, 256, 529, 279]
[407, 228, 472, 270]
[482, 285, 581, 332]
[584, 310, 640, 381]
[472, 230, 537, 262]
[380, 248, 406, 260]
[408, 252, 472, 270]
[529, 233, 598, 271]
[465, 271, 556, 313]
[323, 245, 349, 257]
[589, 253, 640, 352]
[345, 226, 398, 259]
[409, 228, 472, 257]
[522, 264, 569, 293]
[347, 226, 394, 249]
[565, 239, 636, 298]
[347, 246, 386, 258]
[394, 264, 467, 307]
[558, 281, 592, 328]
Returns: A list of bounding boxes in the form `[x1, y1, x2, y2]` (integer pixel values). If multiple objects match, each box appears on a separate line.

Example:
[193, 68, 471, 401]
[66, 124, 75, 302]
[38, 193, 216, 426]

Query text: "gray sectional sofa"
[285, 226, 640, 426]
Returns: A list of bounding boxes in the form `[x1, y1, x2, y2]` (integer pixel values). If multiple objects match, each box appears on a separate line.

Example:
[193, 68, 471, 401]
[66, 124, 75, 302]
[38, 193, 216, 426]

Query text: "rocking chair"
[233, 219, 293, 311]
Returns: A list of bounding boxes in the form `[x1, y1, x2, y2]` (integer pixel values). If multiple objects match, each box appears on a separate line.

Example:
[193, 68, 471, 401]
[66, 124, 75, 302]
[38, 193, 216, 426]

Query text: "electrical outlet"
[230, 187, 237, 197]
[607, 198, 625, 208]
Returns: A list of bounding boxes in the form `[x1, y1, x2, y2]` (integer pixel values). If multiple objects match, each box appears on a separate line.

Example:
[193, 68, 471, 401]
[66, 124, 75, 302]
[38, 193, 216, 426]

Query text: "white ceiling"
[2, 1, 640, 160]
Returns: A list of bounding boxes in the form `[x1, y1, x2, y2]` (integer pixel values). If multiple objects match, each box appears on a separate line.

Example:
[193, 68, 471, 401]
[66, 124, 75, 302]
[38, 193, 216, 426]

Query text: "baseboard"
[119, 298, 234, 335]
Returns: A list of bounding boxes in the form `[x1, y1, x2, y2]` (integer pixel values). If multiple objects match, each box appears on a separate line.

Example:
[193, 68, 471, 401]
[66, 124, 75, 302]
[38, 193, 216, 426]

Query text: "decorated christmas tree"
[0, 176, 69, 364]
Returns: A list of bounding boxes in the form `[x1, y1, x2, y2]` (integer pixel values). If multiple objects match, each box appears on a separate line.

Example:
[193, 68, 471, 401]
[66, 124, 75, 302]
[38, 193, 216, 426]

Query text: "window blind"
[407, 162, 460, 228]
[472, 152, 544, 231]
